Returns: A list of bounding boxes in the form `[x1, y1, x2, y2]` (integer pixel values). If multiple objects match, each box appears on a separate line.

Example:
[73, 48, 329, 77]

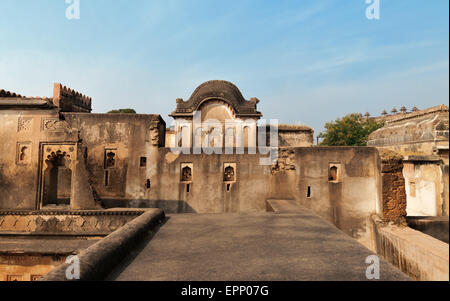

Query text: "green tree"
[318, 113, 384, 146]
[107, 108, 137, 114]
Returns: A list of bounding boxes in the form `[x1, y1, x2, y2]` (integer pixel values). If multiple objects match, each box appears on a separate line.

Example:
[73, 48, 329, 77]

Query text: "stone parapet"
[372, 215, 449, 281]
[41, 208, 165, 281]
[53, 83, 92, 113]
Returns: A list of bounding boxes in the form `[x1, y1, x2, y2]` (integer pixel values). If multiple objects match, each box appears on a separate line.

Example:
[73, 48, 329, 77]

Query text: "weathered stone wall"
[442, 164, 449, 216]
[278, 126, 314, 147]
[97, 146, 382, 247]
[294, 147, 382, 248]
[63, 113, 165, 203]
[380, 151, 407, 222]
[0, 109, 98, 210]
[0, 254, 65, 281]
[403, 156, 446, 216]
[1, 109, 382, 247]
[0, 109, 55, 209]
[261, 124, 314, 147]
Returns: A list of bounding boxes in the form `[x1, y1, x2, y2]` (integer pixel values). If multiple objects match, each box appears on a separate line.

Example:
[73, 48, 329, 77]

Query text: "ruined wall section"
[260, 124, 314, 147]
[379, 150, 407, 222]
[277, 125, 314, 147]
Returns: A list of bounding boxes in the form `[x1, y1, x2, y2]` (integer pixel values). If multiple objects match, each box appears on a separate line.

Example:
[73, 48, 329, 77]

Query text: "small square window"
[140, 157, 147, 167]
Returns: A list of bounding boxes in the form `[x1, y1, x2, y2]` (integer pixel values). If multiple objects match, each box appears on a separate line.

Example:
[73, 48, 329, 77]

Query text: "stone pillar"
[380, 150, 407, 222]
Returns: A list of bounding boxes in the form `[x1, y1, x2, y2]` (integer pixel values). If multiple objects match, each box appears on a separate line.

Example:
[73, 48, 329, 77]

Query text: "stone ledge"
[0, 232, 110, 237]
[266, 199, 303, 213]
[0, 209, 146, 216]
[40, 208, 165, 281]
[403, 155, 442, 162]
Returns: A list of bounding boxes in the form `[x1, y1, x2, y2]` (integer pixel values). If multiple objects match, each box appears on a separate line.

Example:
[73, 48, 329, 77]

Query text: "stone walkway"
[109, 210, 410, 281]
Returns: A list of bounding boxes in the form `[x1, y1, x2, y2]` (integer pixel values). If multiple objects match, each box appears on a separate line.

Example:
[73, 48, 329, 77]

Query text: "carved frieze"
[42, 119, 70, 131]
[17, 117, 32, 132]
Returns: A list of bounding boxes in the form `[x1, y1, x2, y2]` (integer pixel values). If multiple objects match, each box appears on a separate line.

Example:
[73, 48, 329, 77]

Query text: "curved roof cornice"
[170, 80, 262, 118]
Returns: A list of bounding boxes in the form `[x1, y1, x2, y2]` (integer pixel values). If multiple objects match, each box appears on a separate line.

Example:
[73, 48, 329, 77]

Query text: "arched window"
[224, 166, 235, 182]
[181, 166, 192, 182]
[328, 164, 341, 182]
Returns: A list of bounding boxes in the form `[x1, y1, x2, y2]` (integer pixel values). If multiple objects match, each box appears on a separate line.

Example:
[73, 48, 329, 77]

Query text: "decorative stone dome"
[170, 80, 262, 118]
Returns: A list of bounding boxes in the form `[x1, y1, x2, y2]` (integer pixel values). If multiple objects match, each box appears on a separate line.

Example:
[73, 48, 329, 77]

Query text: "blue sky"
[0, 0, 448, 134]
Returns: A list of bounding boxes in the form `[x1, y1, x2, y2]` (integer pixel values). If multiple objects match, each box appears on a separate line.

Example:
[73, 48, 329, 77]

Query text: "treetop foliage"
[318, 113, 385, 146]
[107, 108, 137, 114]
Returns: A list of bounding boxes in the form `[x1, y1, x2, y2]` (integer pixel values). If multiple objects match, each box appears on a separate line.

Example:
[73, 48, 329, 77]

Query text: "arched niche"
[40, 145, 76, 209]
[199, 100, 236, 123]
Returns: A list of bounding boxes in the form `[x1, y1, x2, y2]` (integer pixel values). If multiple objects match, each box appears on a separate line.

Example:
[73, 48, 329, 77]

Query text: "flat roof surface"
[109, 211, 410, 281]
